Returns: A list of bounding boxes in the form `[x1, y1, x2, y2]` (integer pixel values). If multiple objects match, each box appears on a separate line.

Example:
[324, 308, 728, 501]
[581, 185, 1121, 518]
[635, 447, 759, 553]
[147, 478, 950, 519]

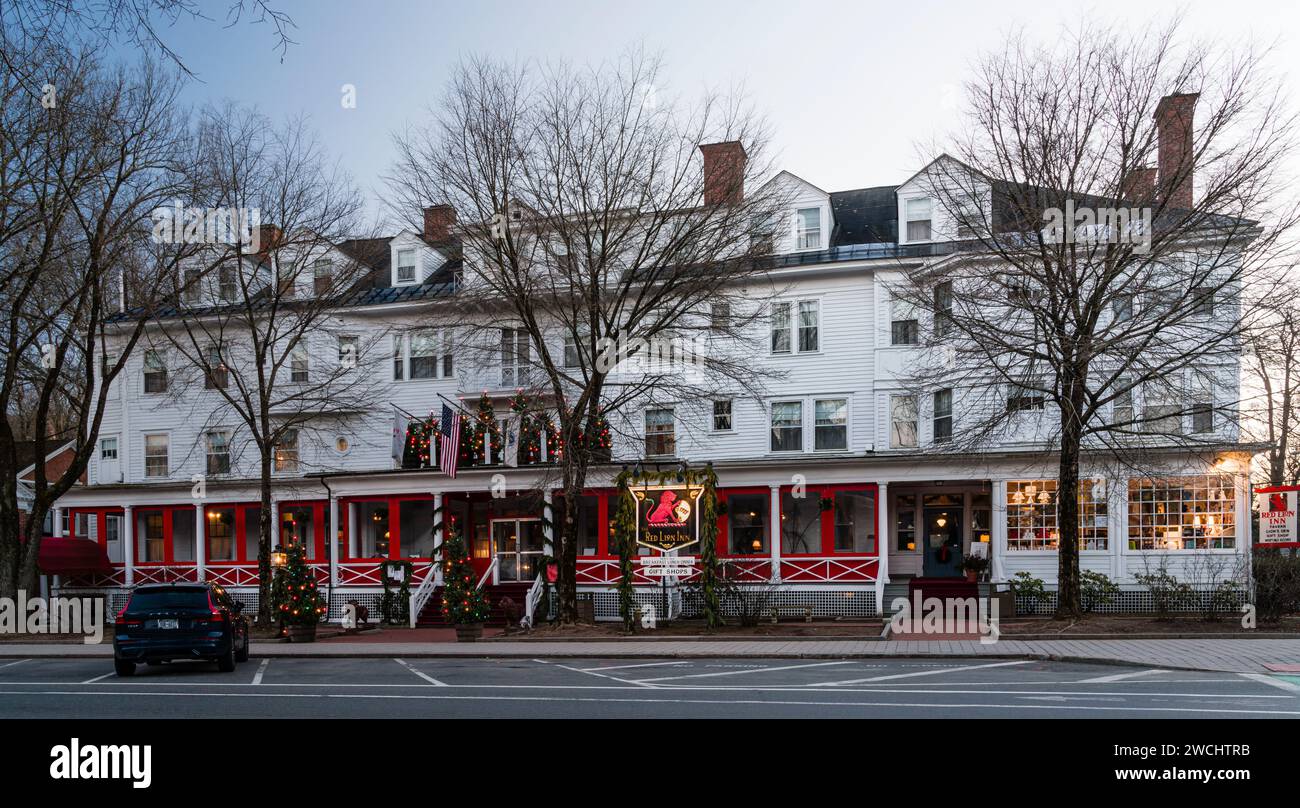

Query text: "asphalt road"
[1, 655, 1298, 718]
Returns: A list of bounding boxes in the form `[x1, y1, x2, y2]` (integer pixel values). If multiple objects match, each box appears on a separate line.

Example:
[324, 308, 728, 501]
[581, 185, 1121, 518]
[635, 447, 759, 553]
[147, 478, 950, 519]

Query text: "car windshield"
[127, 589, 209, 610]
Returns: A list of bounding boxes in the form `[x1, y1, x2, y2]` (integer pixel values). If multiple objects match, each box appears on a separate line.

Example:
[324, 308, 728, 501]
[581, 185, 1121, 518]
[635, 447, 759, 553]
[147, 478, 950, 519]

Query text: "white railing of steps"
[407, 547, 444, 628]
[522, 573, 545, 629]
[475, 557, 498, 591]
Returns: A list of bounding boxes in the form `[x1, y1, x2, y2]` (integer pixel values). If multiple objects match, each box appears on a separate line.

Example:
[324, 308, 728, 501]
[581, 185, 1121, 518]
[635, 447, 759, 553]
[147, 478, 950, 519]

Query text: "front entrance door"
[492, 518, 544, 583]
[922, 506, 962, 577]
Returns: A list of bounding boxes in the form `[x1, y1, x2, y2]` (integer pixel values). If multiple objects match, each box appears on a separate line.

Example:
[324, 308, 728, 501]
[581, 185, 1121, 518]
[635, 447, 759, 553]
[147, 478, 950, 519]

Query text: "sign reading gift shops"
[1255, 485, 1300, 548]
[630, 483, 705, 552]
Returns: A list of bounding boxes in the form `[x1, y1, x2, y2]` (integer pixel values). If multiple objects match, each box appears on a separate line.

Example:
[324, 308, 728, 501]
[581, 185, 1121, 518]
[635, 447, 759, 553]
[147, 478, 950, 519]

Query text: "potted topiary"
[440, 525, 490, 641]
[271, 540, 327, 642]
[960, 554, 990, 583]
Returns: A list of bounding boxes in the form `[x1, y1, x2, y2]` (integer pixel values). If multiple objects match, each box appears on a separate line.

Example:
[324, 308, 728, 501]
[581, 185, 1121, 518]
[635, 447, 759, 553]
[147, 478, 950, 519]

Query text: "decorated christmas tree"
[440, 525, 489, 625]
[271, 539, 327, 630]
[471, 392, 501, 465]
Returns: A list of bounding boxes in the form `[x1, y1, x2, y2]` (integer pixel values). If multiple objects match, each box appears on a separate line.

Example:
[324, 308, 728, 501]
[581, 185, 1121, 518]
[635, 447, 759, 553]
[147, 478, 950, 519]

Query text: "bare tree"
[889, 19, 1298, 617]
[0, 40, 192, 599]
[1243, 276, 1300, 486]
[388, 52, 789, 622]
[146, 104, 383, 626]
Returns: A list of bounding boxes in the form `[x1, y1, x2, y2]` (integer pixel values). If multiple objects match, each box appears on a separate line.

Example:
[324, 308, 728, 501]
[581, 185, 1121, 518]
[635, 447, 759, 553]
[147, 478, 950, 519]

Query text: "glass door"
[492, 518, 544, 583]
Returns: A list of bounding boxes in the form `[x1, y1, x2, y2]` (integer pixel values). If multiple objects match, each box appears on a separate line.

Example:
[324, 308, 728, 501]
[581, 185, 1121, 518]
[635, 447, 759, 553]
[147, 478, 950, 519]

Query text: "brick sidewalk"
[2, 638, 1299, 672]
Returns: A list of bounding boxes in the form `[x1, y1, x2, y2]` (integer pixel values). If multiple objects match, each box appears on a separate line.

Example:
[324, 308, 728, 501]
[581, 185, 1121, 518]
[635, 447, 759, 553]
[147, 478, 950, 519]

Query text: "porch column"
[768, 484, 781, 582]
[1235, 471, 1251, 586]
[1109, 477, 1124, 580]
[52, 506, 63, 538]
[542, 490, 554, 558]
[991, 479, 1007, 582]
[328, 495, 339, 589]
[269, 498, 279, 554]
[432, 491, 444, 586]
[123, 505, 135, 587]
[875, 481, 889, 617]
[194, 501, 206, 581]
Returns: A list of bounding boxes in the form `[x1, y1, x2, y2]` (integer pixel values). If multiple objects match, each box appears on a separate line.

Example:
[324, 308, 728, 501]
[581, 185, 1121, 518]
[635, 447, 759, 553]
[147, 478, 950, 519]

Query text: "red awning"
[37, 537, 113, 576]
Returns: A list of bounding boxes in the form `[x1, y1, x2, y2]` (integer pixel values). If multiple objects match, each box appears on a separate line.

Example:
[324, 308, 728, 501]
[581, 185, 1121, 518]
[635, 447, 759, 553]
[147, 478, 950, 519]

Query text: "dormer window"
[796, 208, 822, 250]
[396, 249, 416, 284]
[905, 198, 932, 242]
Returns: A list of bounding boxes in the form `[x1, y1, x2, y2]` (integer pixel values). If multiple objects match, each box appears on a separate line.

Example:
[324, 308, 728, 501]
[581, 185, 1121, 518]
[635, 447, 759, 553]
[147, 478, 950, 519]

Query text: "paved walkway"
[2, 638, 1299, 672]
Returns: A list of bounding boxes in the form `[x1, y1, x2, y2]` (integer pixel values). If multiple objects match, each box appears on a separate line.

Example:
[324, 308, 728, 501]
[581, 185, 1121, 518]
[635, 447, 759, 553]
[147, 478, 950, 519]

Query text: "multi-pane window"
[337, 335, 358, 368]
[644, 408, 675, 457]
[410, 330, 438, 379]
[219, 266, 237, 301]
[710, 302, 730, 332]
[1191, 285, 1215, 317]
[1142, 377, 1182, 433]
[891, 298, 919, 345]
[144, 434, 168, 477]
[143, 349, 167, 393]
[895, 494, 917, 551]
[1006, 380, 1045, 413]
[183, 269, 201, 305]
[1006, 479, 1109, 551]
[770, 401, 803, 452]
[396, 249, 416, 283]
[204, 345, 227, 390]
[796, 207, 822, 250]
[290, 346, 309, 383]
[770, 302, 791, 354]
[274, 429, 300, 473]
[143, 512, 164, 562]
[501, 328, 530, 386]
[100, 437, 118, 460]
[392, 335, 405, 380]
[313, 259, 333, 296]
[798, 300, 819, 352]
[207, 508, 235, 561]
[933, 281, 953, 337]
[206, 431, 231, 475]
[905, 197, 932, 241]
[814, 398, 847, 450]
[889, 395, 917, 448]
[563, 333, 580, 369]
[1189, 373, 1213, 434]
[713, 399, 733, 431]
[1128, 476, 1235, 550]
[727, 492, 769, 554]
[933, 389, 953, 443]
[1112, 377, 1134, 426]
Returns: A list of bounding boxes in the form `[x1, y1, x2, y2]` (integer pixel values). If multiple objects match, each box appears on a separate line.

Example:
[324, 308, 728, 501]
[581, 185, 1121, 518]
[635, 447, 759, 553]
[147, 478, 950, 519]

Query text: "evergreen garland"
[611, 468, 638, 632]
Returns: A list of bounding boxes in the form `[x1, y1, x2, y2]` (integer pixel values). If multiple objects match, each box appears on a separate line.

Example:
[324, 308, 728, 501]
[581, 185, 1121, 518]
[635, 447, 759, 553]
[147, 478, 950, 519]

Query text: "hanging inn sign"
[1255, 485, 1300, 548]
[631, 483, 706, 552]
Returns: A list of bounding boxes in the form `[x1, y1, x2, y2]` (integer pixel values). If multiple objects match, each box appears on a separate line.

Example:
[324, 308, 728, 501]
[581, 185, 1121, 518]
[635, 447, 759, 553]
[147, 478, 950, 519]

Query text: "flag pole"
[436, 392, 477, 418]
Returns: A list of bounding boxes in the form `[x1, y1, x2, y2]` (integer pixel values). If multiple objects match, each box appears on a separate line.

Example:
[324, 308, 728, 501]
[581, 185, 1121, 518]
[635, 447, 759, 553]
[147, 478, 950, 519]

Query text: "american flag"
[439, 403, 462, 478]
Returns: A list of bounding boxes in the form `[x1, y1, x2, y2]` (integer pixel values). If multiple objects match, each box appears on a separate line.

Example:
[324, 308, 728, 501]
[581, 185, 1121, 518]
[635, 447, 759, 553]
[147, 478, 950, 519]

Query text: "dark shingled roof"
[829, 186, 899, 246]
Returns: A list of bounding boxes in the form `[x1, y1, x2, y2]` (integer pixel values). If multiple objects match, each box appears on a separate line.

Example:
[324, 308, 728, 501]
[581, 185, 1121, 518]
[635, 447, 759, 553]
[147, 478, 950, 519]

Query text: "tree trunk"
[257, 451, 273, 626]
[0, 499, 21, 601]
[1055, 369, 1086, 619]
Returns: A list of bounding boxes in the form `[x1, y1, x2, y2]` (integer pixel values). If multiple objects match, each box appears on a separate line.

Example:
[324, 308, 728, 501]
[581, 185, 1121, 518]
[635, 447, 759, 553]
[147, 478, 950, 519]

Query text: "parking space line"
[0, 659, 28, 669]
[252, 658, 270, 685]
[79, 672, 115, 684]
[581, 661, 692, 672]
[640, 661, 856, 683]
[1238, 673, 1300, 694]
[1076, 668, 1168, 684]
[810, 659, 1032, 686]
[394, 658, 446, 686]
[554, 663, 658, 687]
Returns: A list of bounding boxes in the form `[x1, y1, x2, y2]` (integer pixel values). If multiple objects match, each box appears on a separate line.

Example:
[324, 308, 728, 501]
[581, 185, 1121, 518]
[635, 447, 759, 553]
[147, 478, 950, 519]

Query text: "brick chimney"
[253, 223, 282, 257]
[1121, 167, 1157, 203]
[699, 141, 747, 205]
[1155, 92, 1198, 209]
[423, 205, 457, 242]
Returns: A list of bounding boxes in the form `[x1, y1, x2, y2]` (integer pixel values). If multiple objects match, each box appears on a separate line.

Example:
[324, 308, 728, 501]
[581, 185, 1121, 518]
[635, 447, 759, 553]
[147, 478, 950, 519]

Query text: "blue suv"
[113, 582, 250, 676]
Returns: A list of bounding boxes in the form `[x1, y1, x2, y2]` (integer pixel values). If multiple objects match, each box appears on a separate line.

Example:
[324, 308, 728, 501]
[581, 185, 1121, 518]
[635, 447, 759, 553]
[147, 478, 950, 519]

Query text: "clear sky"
[141, 0, 1298, 225]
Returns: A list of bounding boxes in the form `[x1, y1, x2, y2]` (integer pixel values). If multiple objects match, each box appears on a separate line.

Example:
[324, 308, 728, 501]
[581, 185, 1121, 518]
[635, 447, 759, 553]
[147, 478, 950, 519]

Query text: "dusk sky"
[139, 0, 1298, 225]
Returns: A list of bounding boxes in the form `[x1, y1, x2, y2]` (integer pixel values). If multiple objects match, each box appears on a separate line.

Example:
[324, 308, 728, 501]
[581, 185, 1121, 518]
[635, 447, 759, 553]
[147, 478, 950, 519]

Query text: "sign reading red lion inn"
[1255, 485, 1300, 548]
[631, 484, 705, 552]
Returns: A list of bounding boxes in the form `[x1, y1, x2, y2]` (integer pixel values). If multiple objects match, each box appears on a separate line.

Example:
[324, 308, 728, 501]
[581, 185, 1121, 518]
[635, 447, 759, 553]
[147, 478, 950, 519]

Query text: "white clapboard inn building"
[47, 93, 1258, 622]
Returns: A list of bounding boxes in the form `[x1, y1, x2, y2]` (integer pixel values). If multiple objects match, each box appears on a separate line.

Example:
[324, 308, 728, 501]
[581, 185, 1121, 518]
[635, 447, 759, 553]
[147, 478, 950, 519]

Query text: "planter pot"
[965, 570, 978, 582]
[455, 623, 484, 642]
[285, 624, 317, 643]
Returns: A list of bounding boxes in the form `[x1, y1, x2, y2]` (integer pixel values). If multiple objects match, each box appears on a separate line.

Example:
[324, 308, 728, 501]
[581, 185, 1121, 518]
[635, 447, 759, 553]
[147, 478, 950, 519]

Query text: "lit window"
[1006, 479, 1109, 551]
[204, 345, 227, 390]
[1128, 476, 1235, 550]
[727, 492, 769, 555]
[274, 430, 300, 473]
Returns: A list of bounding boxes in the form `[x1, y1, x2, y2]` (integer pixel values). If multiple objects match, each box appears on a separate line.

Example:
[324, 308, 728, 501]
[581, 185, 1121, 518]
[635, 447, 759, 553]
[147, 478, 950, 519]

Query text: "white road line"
[640, 661, 857, 683]
[252, 658, 271, 685]
[0, 659, 28, 669]
[394, 658, 446, 687]
[79, 672, 115, 684]
[4, 688, 1298, 716]
[581, 661, 692, 672]
[810, 659, 1032, 686]
[1076, 668, 1169, 684]
[554, 663, 656, 687]
[1238, 673, 1300, 694]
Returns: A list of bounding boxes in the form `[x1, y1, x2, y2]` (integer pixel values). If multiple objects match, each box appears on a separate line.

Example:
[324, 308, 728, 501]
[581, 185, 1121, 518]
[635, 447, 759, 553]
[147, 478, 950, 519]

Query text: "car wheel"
[234, 630, 249, 663]
[114, 659, 136, 677]
[217, 639, 237, 672]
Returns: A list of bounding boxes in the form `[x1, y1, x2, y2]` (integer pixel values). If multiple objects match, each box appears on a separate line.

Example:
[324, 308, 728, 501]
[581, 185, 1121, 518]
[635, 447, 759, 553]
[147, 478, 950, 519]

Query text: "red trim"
[1254, 484, 1300, 548]
[775, 483, 880, 557]
[718, 486, 772, 559]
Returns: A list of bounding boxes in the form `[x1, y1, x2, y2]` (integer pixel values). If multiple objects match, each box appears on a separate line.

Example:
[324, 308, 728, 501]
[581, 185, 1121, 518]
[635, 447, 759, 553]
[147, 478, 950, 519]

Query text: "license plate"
[151, 618, 179, 630]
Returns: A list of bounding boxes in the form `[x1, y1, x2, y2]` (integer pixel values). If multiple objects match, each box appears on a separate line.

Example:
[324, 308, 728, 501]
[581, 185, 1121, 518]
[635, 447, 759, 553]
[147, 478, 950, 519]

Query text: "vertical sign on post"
[1255, 485, 1300, 548]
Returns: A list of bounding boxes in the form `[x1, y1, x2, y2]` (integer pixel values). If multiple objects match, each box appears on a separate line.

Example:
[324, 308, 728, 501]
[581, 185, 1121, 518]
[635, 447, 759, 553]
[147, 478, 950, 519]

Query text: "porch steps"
[882, 578, 982, 615]
[416, 582, 533, 627]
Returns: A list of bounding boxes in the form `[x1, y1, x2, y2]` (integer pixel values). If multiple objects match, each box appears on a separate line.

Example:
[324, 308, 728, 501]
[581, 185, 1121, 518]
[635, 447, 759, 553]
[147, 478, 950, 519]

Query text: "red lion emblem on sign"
[1271, 493, 1288, 512]
[646, 490, 690, 525]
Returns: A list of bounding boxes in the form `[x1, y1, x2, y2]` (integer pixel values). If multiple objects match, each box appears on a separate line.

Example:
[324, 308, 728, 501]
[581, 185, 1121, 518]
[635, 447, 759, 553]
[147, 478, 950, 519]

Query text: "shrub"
[1133, 570, 1193, 620]
[1010, 572, 1048, 613]
[1252, 549, 1300, 622]
[1080, 570, 1120, 613]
